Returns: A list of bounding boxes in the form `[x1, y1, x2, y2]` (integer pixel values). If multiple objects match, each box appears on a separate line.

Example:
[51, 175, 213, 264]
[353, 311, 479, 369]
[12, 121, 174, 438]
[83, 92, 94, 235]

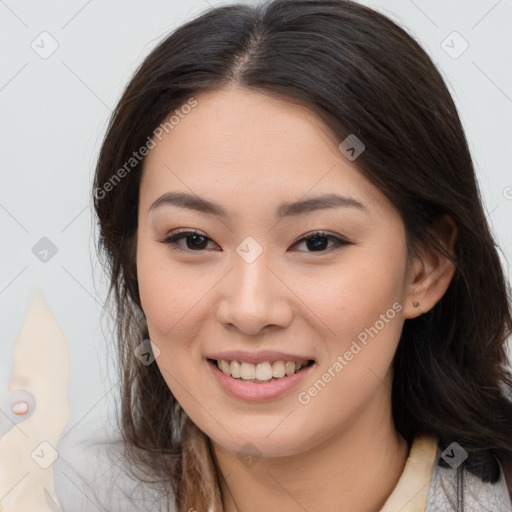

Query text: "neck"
[211, 381, 410, 512]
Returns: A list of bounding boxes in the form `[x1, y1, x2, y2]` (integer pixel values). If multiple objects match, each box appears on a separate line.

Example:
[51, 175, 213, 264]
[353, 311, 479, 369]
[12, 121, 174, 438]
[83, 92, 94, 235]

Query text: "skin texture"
[136, 86, 457, 512]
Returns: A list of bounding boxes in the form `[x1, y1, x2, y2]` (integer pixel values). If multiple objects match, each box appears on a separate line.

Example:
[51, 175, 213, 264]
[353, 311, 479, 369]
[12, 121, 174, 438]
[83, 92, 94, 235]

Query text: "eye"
[291, 230, 352, 253]
[158, 229, 352, 254]
[159, 230, 219, 252]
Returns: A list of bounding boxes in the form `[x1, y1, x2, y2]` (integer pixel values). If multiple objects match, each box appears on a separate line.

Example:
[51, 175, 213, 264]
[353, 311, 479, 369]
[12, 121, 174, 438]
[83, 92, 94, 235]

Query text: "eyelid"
[291, 230, 350, 246]
[158, 229, 218, 252]
[158, 228, 352, 254]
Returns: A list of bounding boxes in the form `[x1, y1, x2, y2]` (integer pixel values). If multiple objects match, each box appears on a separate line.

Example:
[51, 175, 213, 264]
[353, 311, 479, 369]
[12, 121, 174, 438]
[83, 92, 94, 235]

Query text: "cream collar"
[379, 434, 438, 512]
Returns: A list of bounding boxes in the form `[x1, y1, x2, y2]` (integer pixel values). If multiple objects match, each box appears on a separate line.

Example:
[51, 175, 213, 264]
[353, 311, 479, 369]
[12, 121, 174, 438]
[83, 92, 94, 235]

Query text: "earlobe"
[403, 215, 458, 319]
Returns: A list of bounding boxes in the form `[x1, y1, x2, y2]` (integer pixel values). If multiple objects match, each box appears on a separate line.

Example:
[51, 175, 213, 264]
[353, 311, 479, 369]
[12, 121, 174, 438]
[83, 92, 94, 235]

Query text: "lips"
[207, 357, 316, 401]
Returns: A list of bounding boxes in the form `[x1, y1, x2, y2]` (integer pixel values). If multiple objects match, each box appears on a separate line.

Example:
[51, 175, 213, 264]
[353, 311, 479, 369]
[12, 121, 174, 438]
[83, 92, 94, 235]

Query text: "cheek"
[302, 247, 406, 346]
[136, 237, 200, 335]
[297, 241, 407, 407]
[137, 247, 172, 333]
[136, 235, 211, 385]
[136, 243, 194, 398]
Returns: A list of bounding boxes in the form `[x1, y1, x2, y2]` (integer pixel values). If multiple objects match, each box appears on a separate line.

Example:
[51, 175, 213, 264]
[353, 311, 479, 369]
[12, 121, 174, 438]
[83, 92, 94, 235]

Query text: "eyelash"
[158, 229, 352, 254]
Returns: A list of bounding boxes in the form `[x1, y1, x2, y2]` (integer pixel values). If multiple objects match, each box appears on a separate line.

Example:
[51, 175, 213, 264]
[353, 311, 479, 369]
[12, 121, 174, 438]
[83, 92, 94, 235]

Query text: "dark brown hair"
[93, 0, 512, 509]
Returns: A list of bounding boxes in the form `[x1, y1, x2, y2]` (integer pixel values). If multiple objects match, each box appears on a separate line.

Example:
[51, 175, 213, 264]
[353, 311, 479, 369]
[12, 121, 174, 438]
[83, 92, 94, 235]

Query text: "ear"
[403, 215, 458, 319]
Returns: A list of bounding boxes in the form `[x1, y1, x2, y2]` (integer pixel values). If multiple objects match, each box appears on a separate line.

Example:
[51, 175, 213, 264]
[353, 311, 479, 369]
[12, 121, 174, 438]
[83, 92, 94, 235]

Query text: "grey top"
[425, 445, 512, 511]
[53, 434, 512, 512]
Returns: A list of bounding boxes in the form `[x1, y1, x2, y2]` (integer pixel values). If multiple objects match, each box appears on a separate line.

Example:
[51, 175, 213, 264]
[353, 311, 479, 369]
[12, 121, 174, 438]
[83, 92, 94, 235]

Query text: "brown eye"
[159, 229, 351, 254]
[160, 230, 218, 252]
[292, 231, 351, 253]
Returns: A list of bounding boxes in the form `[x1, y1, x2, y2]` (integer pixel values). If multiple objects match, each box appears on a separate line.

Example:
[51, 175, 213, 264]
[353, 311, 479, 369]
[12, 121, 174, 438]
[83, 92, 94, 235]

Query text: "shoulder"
[426, 445, 512, 512]
[53, 430, 177, 512]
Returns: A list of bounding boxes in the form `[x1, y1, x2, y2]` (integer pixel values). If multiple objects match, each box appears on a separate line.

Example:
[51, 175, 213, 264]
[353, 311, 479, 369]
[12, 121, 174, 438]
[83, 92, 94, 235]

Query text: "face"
[136, 86, 414, 458]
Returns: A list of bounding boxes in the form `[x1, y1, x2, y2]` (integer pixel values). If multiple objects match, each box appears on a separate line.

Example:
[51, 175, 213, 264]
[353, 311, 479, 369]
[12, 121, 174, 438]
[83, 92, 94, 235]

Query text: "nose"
[216, 252, 293, 336]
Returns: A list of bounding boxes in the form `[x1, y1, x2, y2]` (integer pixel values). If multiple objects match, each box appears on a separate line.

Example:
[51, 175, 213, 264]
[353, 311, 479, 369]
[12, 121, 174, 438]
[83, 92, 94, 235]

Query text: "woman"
[82, 0, 512, 510]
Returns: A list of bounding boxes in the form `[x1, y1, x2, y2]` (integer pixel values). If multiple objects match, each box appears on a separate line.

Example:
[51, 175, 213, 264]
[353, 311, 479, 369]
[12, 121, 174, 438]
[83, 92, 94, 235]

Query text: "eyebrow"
[148, 191, 366, 218]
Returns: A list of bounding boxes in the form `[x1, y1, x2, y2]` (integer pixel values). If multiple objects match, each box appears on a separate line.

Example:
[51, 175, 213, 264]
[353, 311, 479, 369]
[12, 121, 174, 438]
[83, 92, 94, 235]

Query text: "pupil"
[188, 235, 207, 250]
[308, 236, 327, 251]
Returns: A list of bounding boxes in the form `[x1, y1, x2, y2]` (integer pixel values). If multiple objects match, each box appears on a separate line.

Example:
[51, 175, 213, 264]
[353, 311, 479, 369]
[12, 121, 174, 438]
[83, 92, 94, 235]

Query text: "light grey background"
[1, 0, 511, 444]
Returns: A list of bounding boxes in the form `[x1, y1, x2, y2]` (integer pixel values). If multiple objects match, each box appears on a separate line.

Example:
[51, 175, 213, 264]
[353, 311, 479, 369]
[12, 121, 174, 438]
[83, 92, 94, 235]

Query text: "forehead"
[139, 87, 393, 219]
[145, 86, 341, 165]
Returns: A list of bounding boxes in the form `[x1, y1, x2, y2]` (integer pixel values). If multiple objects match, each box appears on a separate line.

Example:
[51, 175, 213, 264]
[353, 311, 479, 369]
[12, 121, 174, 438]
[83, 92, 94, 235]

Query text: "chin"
[206, 424, 312, 460]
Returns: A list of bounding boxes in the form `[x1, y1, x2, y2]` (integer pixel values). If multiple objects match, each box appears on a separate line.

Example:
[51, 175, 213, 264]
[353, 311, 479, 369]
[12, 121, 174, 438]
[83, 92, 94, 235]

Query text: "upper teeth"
[216, 359, 309, 381]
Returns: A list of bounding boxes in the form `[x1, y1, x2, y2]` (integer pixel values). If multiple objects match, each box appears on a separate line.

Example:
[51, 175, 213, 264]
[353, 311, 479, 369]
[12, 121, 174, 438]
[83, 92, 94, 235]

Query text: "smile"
[207, 357, 316, 402]
[211, 358, 314, 382]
